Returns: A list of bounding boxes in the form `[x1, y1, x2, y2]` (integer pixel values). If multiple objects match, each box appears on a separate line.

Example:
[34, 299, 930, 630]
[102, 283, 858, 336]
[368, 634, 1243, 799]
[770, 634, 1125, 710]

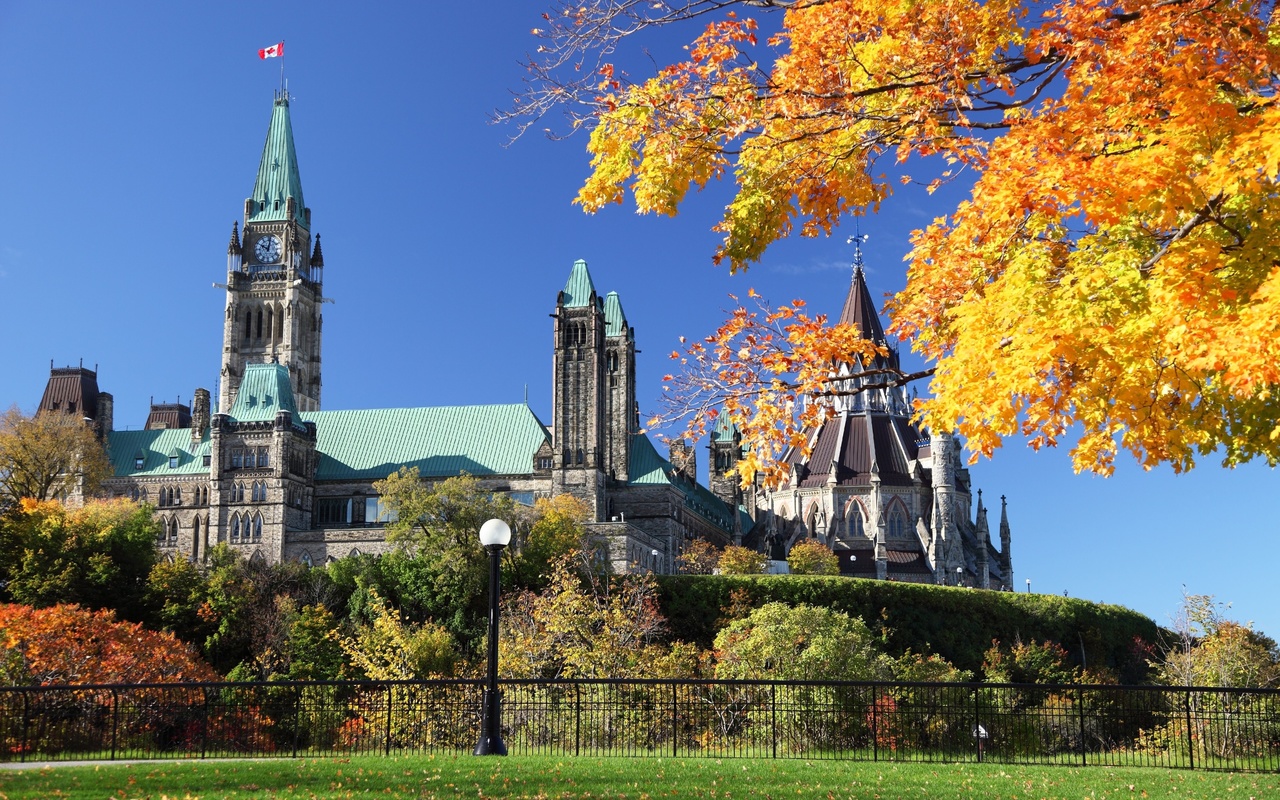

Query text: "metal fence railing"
[1, 679, 1276, 771]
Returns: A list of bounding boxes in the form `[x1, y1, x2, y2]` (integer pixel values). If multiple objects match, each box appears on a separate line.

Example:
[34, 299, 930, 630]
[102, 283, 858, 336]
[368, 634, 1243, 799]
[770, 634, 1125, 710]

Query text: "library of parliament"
[35, 91, 1013, 588]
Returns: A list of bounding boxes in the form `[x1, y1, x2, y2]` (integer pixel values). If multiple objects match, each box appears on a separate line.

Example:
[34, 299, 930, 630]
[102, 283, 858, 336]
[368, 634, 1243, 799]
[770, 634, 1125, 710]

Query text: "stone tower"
[708, 414, 744, 543]
[602, 291, 636, 483]
[209, 363, 318, 563]
[552, 260, 608, 519]
[219, 91, 325, 414]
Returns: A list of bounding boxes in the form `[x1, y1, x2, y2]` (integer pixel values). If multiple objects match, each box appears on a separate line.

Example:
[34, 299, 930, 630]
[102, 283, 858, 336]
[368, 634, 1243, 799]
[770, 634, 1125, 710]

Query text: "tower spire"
[838, 233, 887, 345]
[247, 93, 307, 229]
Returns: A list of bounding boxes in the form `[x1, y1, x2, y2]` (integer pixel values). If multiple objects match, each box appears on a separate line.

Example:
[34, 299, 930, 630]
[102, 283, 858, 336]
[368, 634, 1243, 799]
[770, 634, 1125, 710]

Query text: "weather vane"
[846, 223, 870, 276]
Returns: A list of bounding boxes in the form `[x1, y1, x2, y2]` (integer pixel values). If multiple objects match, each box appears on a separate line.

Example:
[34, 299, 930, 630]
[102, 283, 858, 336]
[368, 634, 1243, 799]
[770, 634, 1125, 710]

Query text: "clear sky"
[1, 2, 1275, 639]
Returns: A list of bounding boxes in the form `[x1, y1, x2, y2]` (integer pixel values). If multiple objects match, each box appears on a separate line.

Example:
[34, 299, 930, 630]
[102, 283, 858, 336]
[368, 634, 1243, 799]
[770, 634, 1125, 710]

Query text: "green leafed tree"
[0, 498, 157, 622]
[714, 602, 892, 681]
[371, 470, 526, 645]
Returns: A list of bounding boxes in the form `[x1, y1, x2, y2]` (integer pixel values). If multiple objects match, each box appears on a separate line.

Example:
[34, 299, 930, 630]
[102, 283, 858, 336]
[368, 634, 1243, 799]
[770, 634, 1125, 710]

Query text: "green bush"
[656, 575, 1161, 681]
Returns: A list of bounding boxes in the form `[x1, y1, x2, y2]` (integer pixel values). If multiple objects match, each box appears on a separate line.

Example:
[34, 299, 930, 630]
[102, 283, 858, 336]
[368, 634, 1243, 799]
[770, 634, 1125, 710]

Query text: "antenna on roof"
[524, 384, 528, 406]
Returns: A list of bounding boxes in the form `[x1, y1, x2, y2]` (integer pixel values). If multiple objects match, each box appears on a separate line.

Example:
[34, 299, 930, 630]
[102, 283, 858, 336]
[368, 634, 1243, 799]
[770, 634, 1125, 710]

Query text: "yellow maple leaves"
[533, 0, 1280, 476]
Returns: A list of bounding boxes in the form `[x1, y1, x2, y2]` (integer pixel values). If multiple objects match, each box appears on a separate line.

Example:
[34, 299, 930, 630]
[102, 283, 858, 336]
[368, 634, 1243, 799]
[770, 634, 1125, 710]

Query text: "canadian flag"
[259, 41, 284, 59]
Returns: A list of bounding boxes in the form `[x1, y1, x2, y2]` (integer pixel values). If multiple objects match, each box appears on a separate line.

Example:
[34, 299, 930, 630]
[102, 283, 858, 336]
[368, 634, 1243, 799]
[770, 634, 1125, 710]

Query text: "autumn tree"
[0, 603, 217, 685]
[500, 553, 699, 679]
[1157, 593, 1279, 689]
[717, 544, 768, 575]
[334, 588, 460, 680]
[0, 405, 111, 506]
[510, 493, 593, 590]
[512, 0, 1280, 477]
[676, 537, 721, 574]
[786, 539, 839, 575]
[0, 498, 158, 622]
[983, 637, 1084, 686]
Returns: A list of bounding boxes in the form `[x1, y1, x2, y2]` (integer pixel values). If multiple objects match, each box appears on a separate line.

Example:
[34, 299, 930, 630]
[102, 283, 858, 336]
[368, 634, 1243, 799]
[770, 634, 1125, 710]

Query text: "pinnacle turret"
[310, 233, 324, 266]
[227, 221, 241, 255]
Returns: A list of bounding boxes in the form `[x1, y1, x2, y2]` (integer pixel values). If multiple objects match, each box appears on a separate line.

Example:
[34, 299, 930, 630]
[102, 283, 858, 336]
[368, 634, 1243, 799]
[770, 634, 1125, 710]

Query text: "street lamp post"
[955, 566, 963, 587]
[1026, 578, 1031, 594]
[474, 518, 511, 756]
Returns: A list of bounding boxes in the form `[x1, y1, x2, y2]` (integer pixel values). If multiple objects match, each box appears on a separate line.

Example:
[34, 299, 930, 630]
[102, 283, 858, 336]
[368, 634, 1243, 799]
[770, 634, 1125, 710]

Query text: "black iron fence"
[1, 679, 1276, 771]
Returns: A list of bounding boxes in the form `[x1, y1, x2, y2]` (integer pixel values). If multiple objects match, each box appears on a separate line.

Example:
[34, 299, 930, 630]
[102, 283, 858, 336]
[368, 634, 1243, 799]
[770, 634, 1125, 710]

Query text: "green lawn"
[1, 755, 1275, 799]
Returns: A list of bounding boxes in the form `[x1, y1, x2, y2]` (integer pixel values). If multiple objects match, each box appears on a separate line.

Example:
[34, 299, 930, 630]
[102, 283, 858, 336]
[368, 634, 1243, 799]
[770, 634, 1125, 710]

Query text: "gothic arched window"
[252, 514, 263, 542]
[888, 506, 910, 540]
[231, 515, 241, 543]
[847, 501, 865, 538]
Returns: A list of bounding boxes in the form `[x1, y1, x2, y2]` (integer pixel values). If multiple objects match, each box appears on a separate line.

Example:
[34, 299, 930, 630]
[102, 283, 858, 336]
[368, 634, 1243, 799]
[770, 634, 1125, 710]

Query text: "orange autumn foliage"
[517, 0, 1280, 476]
[0, 603, 218, 686]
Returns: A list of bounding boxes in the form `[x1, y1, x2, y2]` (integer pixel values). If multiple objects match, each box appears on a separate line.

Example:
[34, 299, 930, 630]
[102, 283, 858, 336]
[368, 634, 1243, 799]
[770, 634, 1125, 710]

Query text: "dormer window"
[134, 451, 145, 470]
[168, 456, 178, 469]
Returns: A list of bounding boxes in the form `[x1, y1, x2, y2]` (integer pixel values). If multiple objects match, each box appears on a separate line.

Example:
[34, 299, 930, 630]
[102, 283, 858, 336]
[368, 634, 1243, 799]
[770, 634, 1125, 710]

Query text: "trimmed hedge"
[656, 575, 1162, 682]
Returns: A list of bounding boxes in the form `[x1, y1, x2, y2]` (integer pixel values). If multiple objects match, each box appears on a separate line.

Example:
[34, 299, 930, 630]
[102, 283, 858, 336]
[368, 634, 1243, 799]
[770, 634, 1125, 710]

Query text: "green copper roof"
[107, 429, 211, 477]
[301, 404, 550, 481]
[603, 292, 627, 336]
[228, 363, 298, 422]
[628, 433, 734, 530]
[248, 94, 307, 227]
[560, 259, 597, 308]
[711, 412, 738, 442]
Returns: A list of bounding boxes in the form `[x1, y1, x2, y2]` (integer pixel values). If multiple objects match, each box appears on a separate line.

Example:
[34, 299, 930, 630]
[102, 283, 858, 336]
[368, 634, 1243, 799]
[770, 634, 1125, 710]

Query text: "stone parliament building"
[35, 92, 1013, 588]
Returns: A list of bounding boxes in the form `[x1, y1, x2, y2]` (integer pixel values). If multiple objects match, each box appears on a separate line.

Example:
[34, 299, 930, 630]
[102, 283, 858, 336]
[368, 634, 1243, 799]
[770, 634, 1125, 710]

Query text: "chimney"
[192, 388, 211, 443]
[95, 392, 113, 441]
[669, 439, 697, 484]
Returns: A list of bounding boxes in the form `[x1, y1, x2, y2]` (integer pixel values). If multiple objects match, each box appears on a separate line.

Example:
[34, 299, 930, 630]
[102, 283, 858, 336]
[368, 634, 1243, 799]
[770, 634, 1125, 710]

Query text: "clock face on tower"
[254, 234, 282, 264]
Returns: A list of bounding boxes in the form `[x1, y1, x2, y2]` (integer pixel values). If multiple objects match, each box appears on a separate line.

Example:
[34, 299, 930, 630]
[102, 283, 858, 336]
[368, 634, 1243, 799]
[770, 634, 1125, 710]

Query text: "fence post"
[1184, 689, 1195, 770]
[974, 685, 983, 763]
[871, 684, 878, 763]
[671, 683, 678, 758]
[292, 684, 302, 759]
[771, 684, 778, 760]
[20, 691, 29, 763]
[384, 684, 394, 757]
[110, 688, 119, 761]
[1077, 686, 1087, 767]
[200, 687, 209, 760]
[574, 683, 581, 757]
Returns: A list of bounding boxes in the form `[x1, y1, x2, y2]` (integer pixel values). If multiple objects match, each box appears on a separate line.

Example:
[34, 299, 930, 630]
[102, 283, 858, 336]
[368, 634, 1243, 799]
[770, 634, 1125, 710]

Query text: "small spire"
[227, 221, 241, 255]
[310, 233, 324, 266]
[847, 228, 869, 280]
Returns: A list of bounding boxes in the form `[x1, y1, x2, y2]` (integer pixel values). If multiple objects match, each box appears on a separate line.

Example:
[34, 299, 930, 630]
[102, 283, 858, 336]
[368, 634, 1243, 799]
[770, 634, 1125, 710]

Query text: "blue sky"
[1, 2, 1276, 639]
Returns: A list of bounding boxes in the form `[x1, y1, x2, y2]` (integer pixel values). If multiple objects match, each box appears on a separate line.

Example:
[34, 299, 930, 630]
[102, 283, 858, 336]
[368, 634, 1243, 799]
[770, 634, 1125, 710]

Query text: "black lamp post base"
[474, 687, 507, 756]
